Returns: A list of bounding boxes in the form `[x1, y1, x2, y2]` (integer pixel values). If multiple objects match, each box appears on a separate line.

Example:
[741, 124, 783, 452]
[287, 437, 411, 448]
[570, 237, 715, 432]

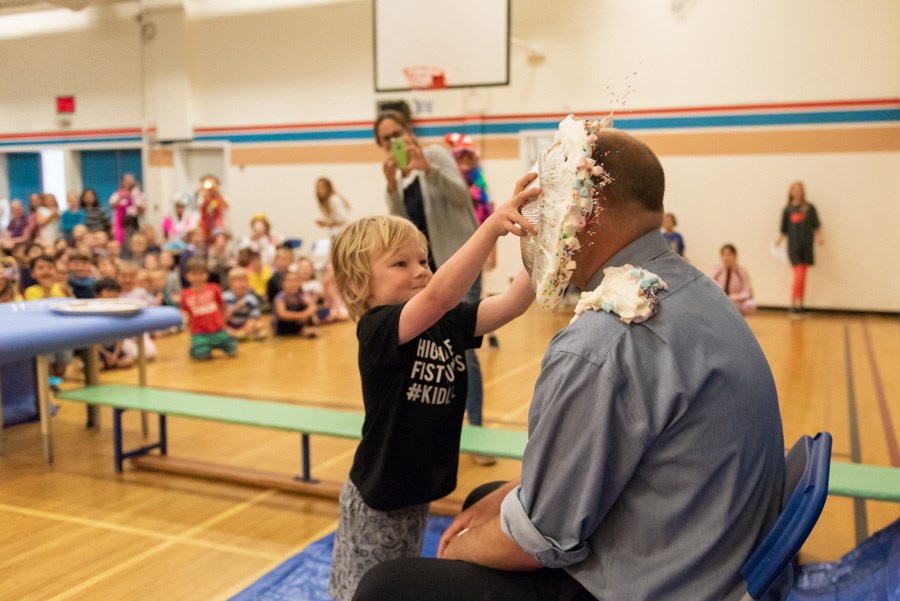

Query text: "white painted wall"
[0, 8, 143, 133]
[1, 0, 898, 310]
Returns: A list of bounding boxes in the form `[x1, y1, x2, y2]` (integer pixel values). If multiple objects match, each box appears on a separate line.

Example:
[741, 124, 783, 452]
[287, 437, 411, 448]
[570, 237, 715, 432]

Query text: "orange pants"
[791, 264, 808, 304]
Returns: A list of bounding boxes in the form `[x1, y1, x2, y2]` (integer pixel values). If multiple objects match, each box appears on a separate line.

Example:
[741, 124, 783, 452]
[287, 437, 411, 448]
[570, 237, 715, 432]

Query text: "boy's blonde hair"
[331, 216, 426, 322]
[227, 266, 248, 282]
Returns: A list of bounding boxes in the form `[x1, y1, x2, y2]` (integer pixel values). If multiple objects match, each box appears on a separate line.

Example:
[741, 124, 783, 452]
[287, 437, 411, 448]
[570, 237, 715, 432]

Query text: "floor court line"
[861, 321, 900, 466]
[843, 325, 868, 545]
[46, 489, 279, 601]
[212, 519, 339, 601]
[0, 501, 279, 560]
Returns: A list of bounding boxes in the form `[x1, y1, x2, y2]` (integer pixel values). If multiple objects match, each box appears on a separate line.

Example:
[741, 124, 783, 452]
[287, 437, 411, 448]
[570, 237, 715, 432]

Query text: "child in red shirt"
[180, 257, 237, 360]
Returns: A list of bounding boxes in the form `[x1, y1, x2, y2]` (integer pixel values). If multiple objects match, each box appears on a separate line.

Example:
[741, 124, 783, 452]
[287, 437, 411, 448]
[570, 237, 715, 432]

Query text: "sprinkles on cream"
[525, 115, 612, 311]
[571, 264, 667, 325]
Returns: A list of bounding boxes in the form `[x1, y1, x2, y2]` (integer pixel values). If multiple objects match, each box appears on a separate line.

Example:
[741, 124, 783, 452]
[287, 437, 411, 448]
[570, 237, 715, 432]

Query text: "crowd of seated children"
[1, 188, 363, 374]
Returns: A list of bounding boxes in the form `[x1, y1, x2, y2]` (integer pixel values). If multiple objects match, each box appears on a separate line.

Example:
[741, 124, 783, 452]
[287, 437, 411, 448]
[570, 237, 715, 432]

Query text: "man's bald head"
[569, 130, 666, 287]
[591, 129, 665, 215]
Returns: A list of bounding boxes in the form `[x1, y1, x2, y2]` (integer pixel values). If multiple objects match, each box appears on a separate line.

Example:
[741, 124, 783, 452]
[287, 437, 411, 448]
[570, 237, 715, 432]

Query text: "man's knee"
[352, 559, 408, 601]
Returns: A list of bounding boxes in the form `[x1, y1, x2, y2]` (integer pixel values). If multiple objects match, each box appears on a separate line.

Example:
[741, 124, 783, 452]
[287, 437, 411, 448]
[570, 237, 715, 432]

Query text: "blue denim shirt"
[501, 230, 785, 601]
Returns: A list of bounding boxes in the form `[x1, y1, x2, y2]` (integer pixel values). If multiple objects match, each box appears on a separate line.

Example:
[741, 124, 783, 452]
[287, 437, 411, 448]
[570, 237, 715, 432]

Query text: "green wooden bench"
[828, 461, 900, 503]
[56, 384, 900, 506]
[56, 384, 527, 512]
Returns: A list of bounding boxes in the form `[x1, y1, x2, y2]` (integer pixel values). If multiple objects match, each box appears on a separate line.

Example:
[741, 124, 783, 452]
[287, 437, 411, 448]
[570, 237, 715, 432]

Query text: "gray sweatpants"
[328, 480, 428, 601]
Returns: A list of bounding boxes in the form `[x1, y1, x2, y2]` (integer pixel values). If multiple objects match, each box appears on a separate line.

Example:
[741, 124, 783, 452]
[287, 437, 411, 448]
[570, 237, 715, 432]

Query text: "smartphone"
[391, 137, 408, 169]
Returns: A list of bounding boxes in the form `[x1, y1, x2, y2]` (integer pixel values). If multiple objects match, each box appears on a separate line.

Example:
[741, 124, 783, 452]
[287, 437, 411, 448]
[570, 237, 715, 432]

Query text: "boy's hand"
[485, 173, 540, 238]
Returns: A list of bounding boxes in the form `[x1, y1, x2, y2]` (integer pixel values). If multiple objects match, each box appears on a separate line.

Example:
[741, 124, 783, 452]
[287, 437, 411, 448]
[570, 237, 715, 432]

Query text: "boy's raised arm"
[397, 174, 539, 345]
[473, 269, 534, 336]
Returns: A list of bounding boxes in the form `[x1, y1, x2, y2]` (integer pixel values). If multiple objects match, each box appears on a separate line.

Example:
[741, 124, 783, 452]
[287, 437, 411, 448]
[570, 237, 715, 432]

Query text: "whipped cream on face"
[528, 115, 612, 311]
[571, 264, 667, 324]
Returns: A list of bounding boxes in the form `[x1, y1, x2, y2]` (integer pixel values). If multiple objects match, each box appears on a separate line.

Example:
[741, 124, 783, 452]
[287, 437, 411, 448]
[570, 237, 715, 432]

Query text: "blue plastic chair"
[739, 432, 833, 601]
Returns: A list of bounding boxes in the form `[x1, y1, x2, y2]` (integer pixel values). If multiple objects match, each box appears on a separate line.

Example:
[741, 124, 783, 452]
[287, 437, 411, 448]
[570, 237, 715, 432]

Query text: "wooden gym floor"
[0, 307, 897, 600]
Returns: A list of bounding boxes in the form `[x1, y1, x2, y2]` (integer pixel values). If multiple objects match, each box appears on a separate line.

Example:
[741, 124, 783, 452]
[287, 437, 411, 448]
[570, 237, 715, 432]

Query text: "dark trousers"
[351, 482, 598, 601]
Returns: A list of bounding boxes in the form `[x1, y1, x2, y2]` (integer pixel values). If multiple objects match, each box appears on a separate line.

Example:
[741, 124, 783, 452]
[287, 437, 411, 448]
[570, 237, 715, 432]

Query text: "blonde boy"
[327, 174, 539, 601]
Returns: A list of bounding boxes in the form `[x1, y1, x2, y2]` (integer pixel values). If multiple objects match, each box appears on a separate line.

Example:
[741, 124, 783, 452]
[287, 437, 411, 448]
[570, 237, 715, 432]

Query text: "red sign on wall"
[56, 95, 75, 114]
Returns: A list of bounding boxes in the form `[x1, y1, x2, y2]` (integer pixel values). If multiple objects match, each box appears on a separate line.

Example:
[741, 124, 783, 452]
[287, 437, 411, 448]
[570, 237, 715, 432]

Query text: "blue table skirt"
[1, 359, 38, 426]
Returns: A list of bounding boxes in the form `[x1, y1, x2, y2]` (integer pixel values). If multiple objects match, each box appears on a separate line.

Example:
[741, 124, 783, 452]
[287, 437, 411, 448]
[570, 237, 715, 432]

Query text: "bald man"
[353, 130, 786, 601]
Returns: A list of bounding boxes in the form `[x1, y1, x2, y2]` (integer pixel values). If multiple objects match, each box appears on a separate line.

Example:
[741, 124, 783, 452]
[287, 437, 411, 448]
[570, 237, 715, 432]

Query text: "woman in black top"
[775, 181, 822, 316]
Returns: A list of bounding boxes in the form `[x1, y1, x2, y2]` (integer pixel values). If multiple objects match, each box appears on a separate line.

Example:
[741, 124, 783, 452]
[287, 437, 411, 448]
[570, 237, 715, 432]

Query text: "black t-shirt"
[349, 302, 482, 511]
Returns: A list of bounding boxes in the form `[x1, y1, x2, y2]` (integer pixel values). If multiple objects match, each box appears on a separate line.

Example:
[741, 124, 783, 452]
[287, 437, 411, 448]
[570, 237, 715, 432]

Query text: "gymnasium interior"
[0, 1, 898, 599]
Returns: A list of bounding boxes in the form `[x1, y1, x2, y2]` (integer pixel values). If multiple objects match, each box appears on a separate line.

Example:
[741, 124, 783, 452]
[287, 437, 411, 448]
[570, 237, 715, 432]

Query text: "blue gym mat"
[788, 518, 900, 601]
[230, 516, 451, 601]
[232, 517, 900, 601]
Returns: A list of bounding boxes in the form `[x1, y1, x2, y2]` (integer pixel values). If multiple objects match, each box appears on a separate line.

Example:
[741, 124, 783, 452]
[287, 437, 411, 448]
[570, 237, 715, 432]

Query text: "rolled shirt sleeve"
[499, 336, 656, 568]
[501, 484, 589, 567]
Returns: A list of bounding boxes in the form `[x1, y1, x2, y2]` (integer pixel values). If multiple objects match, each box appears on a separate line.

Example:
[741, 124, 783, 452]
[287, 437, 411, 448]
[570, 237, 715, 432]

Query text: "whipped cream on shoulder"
[571, 264, 667, 324]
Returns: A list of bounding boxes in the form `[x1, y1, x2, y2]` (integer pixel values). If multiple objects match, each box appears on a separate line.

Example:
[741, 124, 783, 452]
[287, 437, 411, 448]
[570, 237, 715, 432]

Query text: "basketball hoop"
[403, 66, 446, 90]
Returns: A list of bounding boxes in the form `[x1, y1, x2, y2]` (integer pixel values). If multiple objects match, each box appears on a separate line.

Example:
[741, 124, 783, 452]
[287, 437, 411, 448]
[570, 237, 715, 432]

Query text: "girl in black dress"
[775, 181, 823, 316]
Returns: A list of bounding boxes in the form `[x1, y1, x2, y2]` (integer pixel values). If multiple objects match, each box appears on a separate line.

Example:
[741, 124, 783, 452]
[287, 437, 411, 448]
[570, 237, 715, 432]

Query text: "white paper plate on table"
[49, 299, 148, 317]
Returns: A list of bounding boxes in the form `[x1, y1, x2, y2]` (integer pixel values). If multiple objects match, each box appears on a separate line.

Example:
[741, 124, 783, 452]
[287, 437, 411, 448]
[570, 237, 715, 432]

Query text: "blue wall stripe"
[614, 109, 900, 130]
[1, 108, 897, 148]
[0, 136, 141, 148]
[190, 108, 900, 144]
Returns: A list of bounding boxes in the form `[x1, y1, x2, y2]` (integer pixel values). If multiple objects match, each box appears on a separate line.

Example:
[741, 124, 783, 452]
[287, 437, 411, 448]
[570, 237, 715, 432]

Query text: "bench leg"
[113, 408, 168, 473]
[159, 414, 167, 455]
[113, 408, 125, 473]
[296, 433, 317, 483]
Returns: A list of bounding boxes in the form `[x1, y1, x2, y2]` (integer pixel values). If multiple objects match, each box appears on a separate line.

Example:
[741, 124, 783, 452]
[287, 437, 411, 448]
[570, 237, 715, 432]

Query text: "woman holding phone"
[373, 110, 493, 463]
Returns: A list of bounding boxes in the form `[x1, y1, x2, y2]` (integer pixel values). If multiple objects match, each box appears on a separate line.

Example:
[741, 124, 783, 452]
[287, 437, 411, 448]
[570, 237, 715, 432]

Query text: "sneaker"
[473, 454, 497, 466]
